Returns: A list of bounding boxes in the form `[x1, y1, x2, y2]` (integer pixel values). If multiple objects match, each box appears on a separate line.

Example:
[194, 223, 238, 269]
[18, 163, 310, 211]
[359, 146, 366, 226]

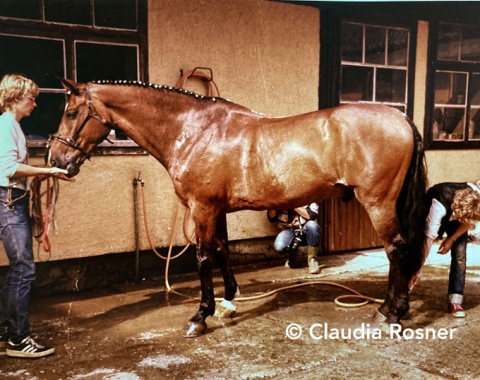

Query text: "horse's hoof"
[371, 309, 387, 324]
[181, 321, 207, 338]
[370, 310, 401, 335]
[214, 299, 237, 318]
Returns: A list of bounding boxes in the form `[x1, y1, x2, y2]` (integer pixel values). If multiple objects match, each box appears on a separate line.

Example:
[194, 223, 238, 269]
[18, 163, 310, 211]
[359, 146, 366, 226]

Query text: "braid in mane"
[91, 80, 225, 103]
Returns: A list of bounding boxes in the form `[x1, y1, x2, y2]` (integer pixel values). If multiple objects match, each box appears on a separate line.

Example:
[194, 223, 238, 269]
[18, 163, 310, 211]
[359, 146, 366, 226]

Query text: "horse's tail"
[397, 117, 429, 275]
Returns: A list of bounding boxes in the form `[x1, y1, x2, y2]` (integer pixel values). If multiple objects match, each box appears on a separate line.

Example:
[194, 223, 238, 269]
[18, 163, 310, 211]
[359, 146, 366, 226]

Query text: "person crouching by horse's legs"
[267, 204, 322, 274]
[418, 180, 480, 318]
[0, 74, 72, 358]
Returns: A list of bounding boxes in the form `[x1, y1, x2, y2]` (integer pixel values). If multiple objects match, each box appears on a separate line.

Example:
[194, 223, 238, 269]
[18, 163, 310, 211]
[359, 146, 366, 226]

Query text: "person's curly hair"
[0, 74, 39, 113]
[452, 180, 480, 225]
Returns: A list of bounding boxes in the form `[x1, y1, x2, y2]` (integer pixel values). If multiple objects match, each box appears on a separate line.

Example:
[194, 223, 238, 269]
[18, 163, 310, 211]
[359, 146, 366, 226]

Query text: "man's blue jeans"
[273, 220, 320, 252]
[0, 188, 35, 343]
[445, 220, 467, 297]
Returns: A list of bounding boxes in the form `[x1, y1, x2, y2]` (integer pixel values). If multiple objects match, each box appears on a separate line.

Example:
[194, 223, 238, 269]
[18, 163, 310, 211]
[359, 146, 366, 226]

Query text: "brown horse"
[48, 78, 428, 337]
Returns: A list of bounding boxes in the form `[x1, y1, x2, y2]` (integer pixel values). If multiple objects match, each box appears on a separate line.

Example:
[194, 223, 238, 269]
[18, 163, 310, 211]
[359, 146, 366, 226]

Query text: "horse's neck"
[99, 87, 221, 167]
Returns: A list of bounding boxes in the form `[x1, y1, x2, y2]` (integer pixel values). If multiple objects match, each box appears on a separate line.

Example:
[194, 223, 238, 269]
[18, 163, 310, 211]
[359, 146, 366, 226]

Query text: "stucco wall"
[0, 0, 320, 265]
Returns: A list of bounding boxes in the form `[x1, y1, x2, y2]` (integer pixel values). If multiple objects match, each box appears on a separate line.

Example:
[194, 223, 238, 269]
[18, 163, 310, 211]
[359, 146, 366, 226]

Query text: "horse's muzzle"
[49, 157, 81, 177]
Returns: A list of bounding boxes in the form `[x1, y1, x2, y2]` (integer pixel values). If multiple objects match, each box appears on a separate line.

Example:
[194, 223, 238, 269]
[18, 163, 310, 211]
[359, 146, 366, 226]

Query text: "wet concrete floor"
[1, 244, 480, 380]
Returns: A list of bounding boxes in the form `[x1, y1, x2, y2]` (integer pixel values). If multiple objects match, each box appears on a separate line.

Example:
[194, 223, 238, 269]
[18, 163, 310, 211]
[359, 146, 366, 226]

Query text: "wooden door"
[319, 198, 383, 253]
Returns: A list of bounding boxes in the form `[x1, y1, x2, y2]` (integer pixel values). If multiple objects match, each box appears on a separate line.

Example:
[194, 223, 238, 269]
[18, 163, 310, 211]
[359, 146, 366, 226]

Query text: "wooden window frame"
[320, 11, 417, 120]
[425, 21, 480, 150]
[0, 0, 148, 157]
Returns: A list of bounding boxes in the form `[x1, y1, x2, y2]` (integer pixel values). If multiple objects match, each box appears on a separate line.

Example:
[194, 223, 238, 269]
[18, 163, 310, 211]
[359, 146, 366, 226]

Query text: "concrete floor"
[1, 244, 480, 380]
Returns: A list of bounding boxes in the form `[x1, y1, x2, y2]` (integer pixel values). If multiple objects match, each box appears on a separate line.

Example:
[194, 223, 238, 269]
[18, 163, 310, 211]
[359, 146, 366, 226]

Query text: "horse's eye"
[66, 110, 78, 119]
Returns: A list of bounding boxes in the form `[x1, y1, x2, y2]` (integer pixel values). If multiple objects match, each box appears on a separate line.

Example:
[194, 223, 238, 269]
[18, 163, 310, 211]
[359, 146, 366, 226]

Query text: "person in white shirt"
[0, 74, 70, 358]
[419, 181, 480, 318]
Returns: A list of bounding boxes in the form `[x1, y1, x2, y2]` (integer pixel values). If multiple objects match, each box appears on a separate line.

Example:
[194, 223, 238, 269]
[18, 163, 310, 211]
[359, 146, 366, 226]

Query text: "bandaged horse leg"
[214, 241, 239, 318]
[182, 208, 220, 337]
[182, 240, 215, 337]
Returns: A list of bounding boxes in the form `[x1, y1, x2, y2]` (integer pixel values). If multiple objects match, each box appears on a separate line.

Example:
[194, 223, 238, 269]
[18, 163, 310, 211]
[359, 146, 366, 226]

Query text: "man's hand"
[37, 167, 75, 182]
[437, 237, 454, 254]
[52, 172, 75, 182]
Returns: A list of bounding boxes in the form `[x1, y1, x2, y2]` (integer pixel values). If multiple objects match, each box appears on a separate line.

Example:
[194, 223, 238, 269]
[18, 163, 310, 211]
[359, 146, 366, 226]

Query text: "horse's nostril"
[50, 159, 57, 167]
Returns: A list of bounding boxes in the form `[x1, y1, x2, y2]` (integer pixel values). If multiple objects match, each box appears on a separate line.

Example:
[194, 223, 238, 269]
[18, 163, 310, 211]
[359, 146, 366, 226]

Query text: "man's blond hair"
[452, 180, 480, 225]
[0, 74, 39, 112]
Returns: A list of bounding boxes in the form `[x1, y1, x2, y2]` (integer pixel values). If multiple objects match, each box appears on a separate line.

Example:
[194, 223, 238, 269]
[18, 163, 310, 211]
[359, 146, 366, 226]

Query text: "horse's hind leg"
[378, 234, 411, 324]
[361, 198, 413, 328]
[213, 214, 239, 318]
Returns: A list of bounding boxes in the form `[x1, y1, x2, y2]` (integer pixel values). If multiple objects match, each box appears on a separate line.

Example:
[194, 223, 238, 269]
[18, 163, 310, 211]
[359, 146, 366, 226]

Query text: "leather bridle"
[47, 85, 115, 160]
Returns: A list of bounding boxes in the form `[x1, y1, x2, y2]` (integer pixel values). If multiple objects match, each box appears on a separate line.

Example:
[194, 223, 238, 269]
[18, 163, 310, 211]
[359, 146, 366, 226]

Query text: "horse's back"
[216, 104, 414, 210]
[324, 104, 412, 144]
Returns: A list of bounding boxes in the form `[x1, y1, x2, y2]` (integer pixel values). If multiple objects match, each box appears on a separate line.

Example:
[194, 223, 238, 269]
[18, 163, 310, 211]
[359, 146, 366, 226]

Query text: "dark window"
[95, 0, 137, 29]
[340, 21, 409, 113]
[0, 0, 42, 20]
[0, 35, 65, 138]
[0, 0, 146, 150]
[0, 0, 139, 30]
[44, 0, 91, 26]
[427, 22, 480, 149]
[76, 42, 138, 82]
[0, 35, 64, 89]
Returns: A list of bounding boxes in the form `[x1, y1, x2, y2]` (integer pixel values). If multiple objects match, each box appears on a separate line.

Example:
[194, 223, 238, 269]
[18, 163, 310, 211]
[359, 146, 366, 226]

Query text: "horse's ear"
[59, 77, 80, 95]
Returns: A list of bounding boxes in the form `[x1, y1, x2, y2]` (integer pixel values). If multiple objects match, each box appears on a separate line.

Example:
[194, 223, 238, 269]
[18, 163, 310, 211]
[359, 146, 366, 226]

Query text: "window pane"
[461, 25, 480, 62]
[21, 93, 65, 139]
[471, 73, 480, 106]
[341, 66, 373, 102]
[388, 29, 408, 66]
[0, 0, 41, 20]
[342, 23, 363, 63]
[469, 108, 480, 140]
[440, 107, 465, 139]
[433, 71, 466, 140]
[76, 42, 138, 82]
[376, 68, 406, 103]
[0, 35, 65, 88]
[434, 71, 467, 104]
[433, 106, 465, 141]
[365, 26, 385, 64]
[437, 23, 461, 61]
[95, 0, 137, 30]
[45, 0, 90, 25]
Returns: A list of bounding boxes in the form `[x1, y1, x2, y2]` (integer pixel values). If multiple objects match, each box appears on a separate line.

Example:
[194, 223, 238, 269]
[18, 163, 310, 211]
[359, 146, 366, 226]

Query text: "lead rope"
[30, 176, 60, 260]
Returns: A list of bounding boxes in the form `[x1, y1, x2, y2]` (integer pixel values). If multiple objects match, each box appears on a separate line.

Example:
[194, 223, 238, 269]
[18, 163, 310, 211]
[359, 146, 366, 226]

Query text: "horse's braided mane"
[91, 79, 227, 104]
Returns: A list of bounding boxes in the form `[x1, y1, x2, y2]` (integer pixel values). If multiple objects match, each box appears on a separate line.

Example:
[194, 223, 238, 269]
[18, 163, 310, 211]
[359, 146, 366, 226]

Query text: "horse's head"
[48, 78, 113, 177]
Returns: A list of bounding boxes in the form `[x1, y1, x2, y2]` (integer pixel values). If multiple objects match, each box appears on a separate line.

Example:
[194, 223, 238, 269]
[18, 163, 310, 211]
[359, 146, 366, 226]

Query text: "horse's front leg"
[374, 234, 411, 331]
[182, 239, 216, 338]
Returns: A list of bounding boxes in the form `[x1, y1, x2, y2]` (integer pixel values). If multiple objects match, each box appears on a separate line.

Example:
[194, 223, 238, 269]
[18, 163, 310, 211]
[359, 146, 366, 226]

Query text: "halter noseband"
[48, 85, 115, 160]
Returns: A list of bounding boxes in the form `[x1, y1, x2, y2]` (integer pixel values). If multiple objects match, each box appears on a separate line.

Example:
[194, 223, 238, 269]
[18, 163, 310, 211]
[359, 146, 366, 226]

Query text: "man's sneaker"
[449, 303, 466, 318]
[6, 336, 55, 358]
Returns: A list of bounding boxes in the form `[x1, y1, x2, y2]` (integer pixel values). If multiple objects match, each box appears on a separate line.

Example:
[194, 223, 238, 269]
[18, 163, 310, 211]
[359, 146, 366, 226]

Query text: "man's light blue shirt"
[0, 112, 28, 190]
